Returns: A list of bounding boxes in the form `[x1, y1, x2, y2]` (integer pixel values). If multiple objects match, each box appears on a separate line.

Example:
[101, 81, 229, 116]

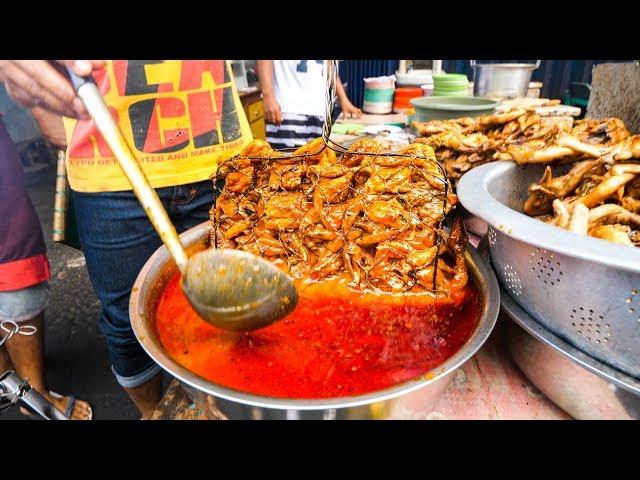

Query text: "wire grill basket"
[211, 61, 457, 295]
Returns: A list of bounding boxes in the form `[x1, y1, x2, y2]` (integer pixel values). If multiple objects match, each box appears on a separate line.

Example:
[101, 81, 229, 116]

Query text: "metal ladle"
[66, 70, 298, 331]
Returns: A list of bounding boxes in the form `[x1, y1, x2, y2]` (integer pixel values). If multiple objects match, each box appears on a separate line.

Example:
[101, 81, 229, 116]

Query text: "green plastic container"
[433, 90, 469, 97]
[433, 73, 468, 85]
[432, 73, 470, 97]
[434, 83, 467, 88]
[410, 96, 498, 122]
[434, 81, 468, 87]
[433, 86, 469, 97]
[434, 85, 468, 91]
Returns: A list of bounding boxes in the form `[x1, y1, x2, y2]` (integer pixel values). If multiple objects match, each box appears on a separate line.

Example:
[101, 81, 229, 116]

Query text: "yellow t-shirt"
[62, 60, 252, 192]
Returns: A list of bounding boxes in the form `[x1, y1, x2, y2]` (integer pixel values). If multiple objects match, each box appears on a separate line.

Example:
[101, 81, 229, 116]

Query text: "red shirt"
[0, 116, 50, 291]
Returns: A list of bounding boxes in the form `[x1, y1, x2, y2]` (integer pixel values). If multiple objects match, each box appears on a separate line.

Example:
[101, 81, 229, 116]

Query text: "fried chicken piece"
[571, 118, 629, 145]
[588, 204, 640, 229]
[224, 220, 252, 240]
[406, 246, 438, 269]
[551, 199, 570, 228]
[340, 138, 382, 168]
[622, 196, 640, 214]
[421, 132, 471, 157]
[365, 166, 412, 194]
[268, 163, 307, 190]
[254, 235, 286, 256]
[476, 109, 527, 129]
[611, 162, 640, 176]
[292, 138, 337, 165]
[508, 144, 576, 165]
[365, 199, 409, 229]
[437, 214, 469, 297]
[568, 203, 589, 235]
[524, 159, 605, 216]
[238, 139, 278, 158]
[310, 248, 344, 279]
[539, 116, 574, 133]
[556, 134, 610, 158]
[572, 173, 637, 209]
[224, 167, 254, 193]
[264, 192, 308, 220]
[313, 173, 353, 208]
[589, 224, 634, 246]
[412, 118, 473, 136]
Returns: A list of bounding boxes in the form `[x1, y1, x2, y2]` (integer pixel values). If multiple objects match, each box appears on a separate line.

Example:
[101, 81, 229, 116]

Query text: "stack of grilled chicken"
[414, 102, 640, 247]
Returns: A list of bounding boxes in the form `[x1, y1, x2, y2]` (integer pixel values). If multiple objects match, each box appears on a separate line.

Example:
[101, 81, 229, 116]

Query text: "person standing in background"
[257, 60, 362, 150]
[0, 112, 92, 420]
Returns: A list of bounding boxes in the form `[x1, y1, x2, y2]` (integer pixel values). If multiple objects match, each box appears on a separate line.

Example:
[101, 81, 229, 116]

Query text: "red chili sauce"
[155, 273, 481, 399]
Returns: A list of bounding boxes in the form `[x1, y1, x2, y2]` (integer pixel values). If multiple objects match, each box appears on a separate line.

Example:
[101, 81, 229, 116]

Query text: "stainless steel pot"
[471, 61, 541, 99]
[130, 222, 500, 420]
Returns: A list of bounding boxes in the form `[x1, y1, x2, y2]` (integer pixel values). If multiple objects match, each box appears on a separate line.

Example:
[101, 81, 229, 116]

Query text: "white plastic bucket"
[363, 76, 396, 114]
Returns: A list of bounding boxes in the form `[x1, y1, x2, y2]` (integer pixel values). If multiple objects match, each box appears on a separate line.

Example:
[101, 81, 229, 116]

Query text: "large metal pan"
[457, 161, 640, 379]
[130, 222, 500, 420]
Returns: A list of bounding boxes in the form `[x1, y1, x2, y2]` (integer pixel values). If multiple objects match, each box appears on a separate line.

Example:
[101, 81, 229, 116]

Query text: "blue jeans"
[73, 180, 215, 388]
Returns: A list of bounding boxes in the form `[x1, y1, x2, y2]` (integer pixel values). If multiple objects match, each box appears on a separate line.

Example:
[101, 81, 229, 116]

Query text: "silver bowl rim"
[457, 160, 640, 273]
[471, 63, 539, 69]
[130, 221, 500, 411]
[477, 237, 640, 395]
[410, 97, 498, 111]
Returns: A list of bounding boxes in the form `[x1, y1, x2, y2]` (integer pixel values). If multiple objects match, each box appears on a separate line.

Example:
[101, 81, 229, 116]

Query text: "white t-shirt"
[272, 60, 327, 117]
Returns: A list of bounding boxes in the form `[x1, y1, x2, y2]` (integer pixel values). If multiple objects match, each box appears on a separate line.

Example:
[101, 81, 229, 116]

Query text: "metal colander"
[457, 160, 640, 379]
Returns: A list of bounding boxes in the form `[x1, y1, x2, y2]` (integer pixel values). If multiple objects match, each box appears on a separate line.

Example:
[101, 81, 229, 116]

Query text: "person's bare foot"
[20, 390, 92, 420]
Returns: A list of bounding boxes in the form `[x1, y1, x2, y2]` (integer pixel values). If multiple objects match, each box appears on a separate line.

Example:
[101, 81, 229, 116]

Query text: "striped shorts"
[266, 113, 324, 151]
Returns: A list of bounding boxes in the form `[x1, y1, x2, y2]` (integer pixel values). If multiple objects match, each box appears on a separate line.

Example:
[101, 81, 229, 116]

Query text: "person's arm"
[31, 108, 67, 149]
[0, 61, 105, 120]
[335, 74, 362, 119]
[256, 60, 283, 126]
